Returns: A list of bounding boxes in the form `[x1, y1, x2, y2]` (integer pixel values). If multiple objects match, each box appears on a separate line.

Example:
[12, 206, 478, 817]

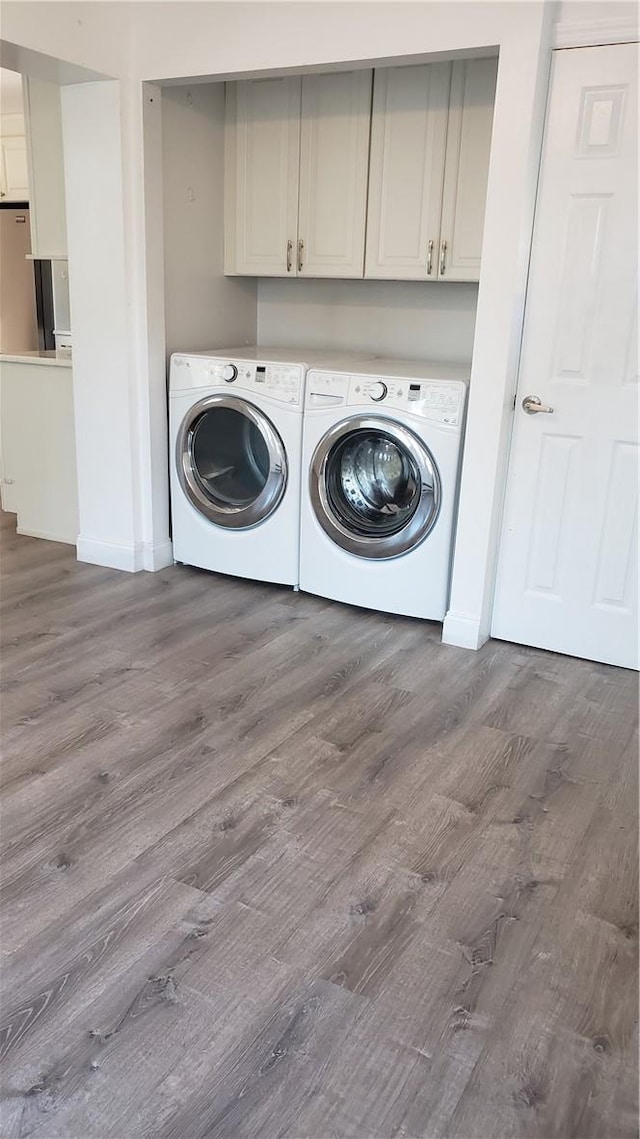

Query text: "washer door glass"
[177, 395, 287, 528]
[311, 418, 441, 559]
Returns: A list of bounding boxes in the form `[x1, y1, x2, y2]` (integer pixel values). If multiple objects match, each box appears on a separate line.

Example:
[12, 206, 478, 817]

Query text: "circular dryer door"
[177, 395, 288, 529]
[310, 417, 441, 559]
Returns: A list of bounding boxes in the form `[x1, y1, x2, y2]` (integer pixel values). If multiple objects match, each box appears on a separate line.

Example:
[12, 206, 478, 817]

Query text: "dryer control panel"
[171, 356, 304, 405]
[306, 371, 467, 427]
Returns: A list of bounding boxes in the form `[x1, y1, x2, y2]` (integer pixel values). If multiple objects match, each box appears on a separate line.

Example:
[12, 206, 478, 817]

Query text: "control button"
[221, 364, 238, 383]
[369, 381, 388, 402]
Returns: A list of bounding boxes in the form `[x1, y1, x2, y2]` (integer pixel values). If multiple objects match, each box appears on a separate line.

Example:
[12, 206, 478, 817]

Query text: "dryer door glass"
[310, 418, 441, 559]
[177, 395, 288, 529]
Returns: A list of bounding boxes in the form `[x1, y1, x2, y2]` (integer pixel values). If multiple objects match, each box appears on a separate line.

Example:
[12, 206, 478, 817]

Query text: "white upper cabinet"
[23, 77, 68, 259]
[365, 58, 498, 282]
[297, 70, 372, 278]
[225, 70, 372, 278]
[439, 59, 499, 281]
[0, 114, 29, 203]
[365, 63, 450, 280]
[225, 77, 301, 277]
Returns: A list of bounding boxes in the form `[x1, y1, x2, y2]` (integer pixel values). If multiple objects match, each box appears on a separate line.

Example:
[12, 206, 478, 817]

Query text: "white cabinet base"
[0, 359, 78, 546]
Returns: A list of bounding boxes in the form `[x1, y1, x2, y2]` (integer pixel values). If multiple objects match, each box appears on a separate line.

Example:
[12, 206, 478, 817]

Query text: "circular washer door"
[177, 395, 288, 529]
[310, 416, 441, 559]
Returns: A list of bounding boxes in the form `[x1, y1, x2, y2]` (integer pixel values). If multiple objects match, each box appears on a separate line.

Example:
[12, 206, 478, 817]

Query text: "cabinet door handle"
[298, 238, 304, 273]
[440, 240, 447, 276]
[286, 239, 293, 272]
[426, 239, 434, 276]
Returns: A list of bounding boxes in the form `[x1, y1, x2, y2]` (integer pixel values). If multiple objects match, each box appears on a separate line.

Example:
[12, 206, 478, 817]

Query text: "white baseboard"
[77, 535, 141, 573]
[141, 539, 174, 571]
[17, 526, 77, 546]
[442, 610, 490, 651]
[76, 534, 174, 573]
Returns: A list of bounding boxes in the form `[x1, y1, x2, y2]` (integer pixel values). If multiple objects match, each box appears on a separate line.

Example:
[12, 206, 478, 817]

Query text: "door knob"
[522, 395, 554, 414]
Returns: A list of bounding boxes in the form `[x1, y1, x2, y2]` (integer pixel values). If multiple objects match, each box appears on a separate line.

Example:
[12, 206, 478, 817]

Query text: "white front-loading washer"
[300, 358, 470, 619]
[169, 347, 373, 587]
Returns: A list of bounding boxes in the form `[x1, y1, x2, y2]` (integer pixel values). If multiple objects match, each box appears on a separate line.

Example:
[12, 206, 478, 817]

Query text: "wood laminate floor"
[0, 511, 637, 1139]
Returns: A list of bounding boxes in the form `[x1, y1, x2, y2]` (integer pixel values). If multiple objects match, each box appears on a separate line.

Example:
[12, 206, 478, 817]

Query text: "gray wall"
[257, 278, 478, 363]
[162, 83, 257, 357]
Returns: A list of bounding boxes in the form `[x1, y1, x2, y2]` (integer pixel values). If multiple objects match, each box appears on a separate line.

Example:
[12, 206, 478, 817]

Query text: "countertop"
[0, 351, 72, 368]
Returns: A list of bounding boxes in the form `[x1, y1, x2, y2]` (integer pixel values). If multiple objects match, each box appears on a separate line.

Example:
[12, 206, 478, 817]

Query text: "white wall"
[61, 80, 143, 571]
[1, 3, 131, 80]
[258, 279, 478, 362]
[130, 2, 546, 81]
[162, 82, 257, 356]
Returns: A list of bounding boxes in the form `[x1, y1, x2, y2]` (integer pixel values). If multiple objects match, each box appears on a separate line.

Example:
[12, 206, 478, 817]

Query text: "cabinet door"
[365, 64, 450, 280]
[438, 58, 498, 282]
[23, 78, 68, 258]
[0, 136, 29, 201]
[226, 77, 301, 276]
[297, 70, 372, 279]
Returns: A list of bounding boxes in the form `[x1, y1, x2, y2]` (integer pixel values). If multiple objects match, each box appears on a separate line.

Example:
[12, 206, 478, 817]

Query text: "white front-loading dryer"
[300, 358, 470, 619]
[169, 347, 373, 587]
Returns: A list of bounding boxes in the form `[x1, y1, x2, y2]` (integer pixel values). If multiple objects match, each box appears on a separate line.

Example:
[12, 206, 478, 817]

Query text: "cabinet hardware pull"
[440, 240, 447, 276]
[286, 240, 293, 272]
[426, 239, 434, 276]
[298, 238, 304, 273]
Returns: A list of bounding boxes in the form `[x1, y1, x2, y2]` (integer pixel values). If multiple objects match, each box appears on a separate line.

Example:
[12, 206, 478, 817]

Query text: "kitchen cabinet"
[22, 77, 68, 259]
[365, 58, 498, 282]
[0, 355, 78, 544]
[0, 113, 29, 202]
[225, 70, 372, 278]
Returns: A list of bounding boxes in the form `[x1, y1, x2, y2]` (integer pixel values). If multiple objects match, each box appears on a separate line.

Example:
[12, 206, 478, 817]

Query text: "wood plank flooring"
[0, 510, 638, 1139]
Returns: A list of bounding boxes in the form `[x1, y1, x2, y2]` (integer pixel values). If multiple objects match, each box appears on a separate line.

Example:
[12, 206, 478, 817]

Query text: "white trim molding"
[77, 535, 174, 573]
[442, 610, 490, 651]
[16, 526, 76, 546]
[141, 539, 174, 572]
[553, 17, 638, 49]
[77, 535, 142, 573]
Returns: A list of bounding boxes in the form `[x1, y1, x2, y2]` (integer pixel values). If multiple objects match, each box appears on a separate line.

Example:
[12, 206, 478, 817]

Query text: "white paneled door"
[492, 43, 638, 670]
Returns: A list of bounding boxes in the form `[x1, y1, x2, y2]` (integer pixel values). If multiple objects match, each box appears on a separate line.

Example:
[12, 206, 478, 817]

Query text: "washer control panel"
[306, 370, 467, 426]
[171, 357, 304, 404]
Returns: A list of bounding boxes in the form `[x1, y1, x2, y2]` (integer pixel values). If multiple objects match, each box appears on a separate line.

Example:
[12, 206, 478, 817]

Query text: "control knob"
[369, 381, 388, 402]
[221, 363, 238, 383]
